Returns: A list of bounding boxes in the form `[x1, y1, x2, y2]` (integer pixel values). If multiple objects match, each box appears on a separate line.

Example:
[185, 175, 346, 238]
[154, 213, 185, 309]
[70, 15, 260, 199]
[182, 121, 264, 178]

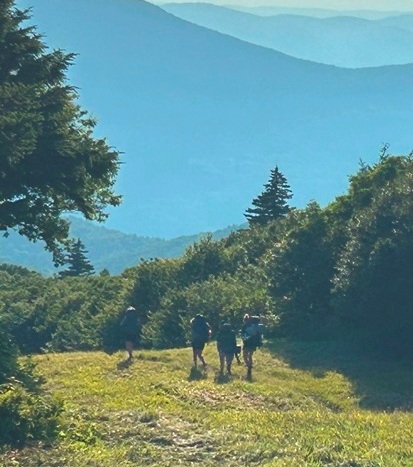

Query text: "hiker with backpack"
[190, 314, 211, 369]
[120, 306, 140, 361]
[241, 313, 263, 377]
[216, 321, 237, 375]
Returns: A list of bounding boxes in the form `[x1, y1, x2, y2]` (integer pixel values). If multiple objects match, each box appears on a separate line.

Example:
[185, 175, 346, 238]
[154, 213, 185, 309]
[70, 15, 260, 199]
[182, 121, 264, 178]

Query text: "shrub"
[0, 382, 61, 447]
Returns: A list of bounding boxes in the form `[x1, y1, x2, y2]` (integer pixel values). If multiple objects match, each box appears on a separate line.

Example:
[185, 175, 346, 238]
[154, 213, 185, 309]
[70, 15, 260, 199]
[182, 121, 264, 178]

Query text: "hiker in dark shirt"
[216, 321, 237, 375]
[241, 313, 262, 377]
[120, 306, 140, 360]
[190, 314, 211, 369]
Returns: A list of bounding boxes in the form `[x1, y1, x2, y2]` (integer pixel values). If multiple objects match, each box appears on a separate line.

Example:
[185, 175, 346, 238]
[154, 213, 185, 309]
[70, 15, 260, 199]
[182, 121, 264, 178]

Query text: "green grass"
[1, 340, 413, 466]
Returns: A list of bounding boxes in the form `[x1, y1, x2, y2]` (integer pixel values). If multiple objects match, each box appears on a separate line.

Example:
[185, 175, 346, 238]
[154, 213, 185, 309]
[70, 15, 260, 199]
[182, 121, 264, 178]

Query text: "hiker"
[120, 306, 140, 360]
[190, 314, 211, 369]
[216, 321, 237, 375]
[241, 314, 263, 377]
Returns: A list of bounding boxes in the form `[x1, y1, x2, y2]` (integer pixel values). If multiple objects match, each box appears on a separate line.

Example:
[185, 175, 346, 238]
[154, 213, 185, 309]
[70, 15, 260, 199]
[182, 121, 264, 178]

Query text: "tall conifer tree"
[245, 166, 292, 226]
[59, 239, 95, 277]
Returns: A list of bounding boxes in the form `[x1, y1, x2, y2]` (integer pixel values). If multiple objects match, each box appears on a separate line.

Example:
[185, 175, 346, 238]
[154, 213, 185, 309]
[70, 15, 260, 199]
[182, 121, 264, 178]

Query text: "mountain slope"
[379, 14, 413, 31]
[162, 3, 413, 67]
[227, 5, 410, 19]
[0, 217, 238, 275]
[16, 0, 413, 238]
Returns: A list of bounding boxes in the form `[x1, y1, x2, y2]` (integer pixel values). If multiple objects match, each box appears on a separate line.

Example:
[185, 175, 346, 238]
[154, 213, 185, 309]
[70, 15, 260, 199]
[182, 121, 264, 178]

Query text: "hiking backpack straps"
[191, 315, 210, 342]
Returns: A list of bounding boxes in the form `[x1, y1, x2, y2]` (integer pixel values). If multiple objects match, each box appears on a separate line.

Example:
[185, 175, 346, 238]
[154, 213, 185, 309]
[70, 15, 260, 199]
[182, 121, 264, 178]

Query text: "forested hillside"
[2, 152, 413, 358]
[0, 217, 238, 275]
[162, 3, 413, 67]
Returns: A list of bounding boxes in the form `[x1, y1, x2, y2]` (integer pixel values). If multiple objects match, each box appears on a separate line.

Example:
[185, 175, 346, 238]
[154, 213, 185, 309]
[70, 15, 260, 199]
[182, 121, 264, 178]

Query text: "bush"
[0, 382, 61, 447]
[0, 330, 62, 448]
[0, 331, 19, 384]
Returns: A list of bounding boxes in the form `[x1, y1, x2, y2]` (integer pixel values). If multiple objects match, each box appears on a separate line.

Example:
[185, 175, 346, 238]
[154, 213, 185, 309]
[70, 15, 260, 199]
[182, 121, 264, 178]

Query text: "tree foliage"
[332, 155, 413, 356]
[0, 1, 121, 263]
[0, 265, 129, 354]
[143, 266, 271, 348]
[245, 166, 292, 226]
[59, 238, 95, 277]
[266, 202, 336, 337]
[2, 151, 413, 361]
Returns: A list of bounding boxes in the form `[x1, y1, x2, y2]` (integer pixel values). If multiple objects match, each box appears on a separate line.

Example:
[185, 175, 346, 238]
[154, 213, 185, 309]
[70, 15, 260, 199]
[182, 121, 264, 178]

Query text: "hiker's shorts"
[191, 340, 207, 351]
[242, 340, 257, 352]
[124, 332, 138, 344]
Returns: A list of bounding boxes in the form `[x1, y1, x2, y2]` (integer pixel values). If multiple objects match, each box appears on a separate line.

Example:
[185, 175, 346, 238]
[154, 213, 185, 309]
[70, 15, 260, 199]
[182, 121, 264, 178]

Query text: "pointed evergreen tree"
[245, 166, 293, 226]
[59, 239, 95, 277]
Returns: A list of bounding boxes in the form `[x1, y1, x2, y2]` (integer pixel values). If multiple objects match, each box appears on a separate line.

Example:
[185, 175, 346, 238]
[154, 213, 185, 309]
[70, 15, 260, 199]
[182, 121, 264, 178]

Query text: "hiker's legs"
[243, 347, 254, 374]
[192, 347, 199, 367]
[246, 353, 252, 370]
[199, 352, 207, 367]
[226, 353, 234, 374]
[198, 342, 207, 367]
[219, 351, 226, 374]
[243, 347, 251, 368]
[125, 340, 133, 359]
[193, 343, 206, 368]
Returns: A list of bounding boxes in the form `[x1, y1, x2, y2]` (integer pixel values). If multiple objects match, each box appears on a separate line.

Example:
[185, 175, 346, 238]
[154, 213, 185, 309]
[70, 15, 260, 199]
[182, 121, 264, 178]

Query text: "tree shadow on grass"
[266, 338, 413, 412]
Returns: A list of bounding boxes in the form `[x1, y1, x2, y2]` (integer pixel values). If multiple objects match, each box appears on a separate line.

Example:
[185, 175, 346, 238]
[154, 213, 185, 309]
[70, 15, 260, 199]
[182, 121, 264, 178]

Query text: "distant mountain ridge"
[161, 3, 413, 67]
[0, 218, 240, 275]
[220, 5, 411, 19]
[15, 0, 413, 239]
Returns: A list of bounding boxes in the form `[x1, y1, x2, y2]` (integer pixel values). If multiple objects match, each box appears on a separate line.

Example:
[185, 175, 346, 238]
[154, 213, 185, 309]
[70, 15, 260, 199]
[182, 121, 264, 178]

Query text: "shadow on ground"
[266, 338, 413, 412]
[117, 358, 133, 370]
[188, 367, 208, 381]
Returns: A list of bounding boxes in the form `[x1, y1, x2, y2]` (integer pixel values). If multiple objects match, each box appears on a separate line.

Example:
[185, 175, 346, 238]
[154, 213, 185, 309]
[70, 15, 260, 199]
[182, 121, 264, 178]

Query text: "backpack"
[217, 323, 236, 352]
[242, 316, 263, 346]
[191, 315, 210, 342]
[120, 309, 140, 334]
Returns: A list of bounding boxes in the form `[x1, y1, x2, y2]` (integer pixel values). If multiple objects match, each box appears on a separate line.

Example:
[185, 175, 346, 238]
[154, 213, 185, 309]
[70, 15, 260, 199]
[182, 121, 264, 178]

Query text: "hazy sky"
[159, 0, 413, 10]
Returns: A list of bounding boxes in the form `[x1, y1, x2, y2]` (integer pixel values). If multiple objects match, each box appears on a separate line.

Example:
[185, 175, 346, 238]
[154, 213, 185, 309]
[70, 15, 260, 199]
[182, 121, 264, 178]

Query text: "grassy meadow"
[1, 340, 413, 466]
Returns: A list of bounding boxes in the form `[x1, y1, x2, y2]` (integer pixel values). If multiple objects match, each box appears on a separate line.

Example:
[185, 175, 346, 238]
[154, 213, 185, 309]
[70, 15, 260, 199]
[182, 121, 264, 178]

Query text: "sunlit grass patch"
[1, 342, 413, 466]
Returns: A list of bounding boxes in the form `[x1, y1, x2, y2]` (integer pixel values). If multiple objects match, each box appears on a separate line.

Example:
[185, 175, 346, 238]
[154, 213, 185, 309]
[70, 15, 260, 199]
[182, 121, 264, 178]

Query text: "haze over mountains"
[162, 3, 413, 67]
[0, 217, 237, 275]
[217, 5, 413, 19]
[14, 0, 413, 241]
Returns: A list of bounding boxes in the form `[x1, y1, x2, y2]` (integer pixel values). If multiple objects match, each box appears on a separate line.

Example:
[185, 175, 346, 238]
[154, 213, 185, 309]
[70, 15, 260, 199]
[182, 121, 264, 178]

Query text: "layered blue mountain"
[224, 5, 409, 20]
[162, 3, 413, 67]
[16, 0, 413, 238]
[0, 217, 237, 275]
